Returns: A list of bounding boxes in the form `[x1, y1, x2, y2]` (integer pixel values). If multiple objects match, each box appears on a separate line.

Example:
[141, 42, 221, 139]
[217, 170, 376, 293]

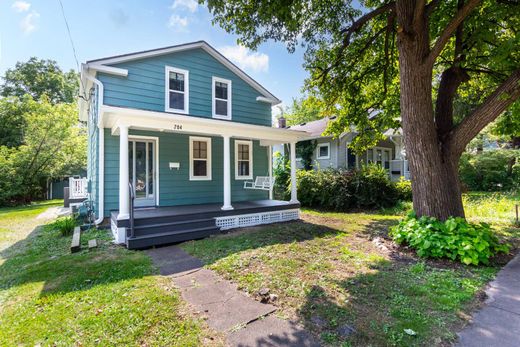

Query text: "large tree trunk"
[396, 0, 465, 220]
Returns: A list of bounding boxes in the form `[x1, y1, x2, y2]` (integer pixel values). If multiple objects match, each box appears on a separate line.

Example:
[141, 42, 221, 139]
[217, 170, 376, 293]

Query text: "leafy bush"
[294, 164, 401, 211]
[459, 149, 520, 191]
[49, 216, 77, 236]
[390, 213, 510, 265]
[395, 177, 412, 201]
[273, 152, 290, 200]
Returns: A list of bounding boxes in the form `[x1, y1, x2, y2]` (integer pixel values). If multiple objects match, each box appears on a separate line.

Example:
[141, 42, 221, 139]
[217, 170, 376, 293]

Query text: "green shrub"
[293, 164, 400, 211]
[459, 149, 520, 191]
[395, 177, 412, 201]
[273, 152, 290, 200]
[49, 216, 77, 236]
[390, 213, 510, 265]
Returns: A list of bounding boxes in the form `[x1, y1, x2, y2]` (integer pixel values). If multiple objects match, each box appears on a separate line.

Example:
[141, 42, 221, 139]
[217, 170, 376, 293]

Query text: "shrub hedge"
[292, 164, 408, 211]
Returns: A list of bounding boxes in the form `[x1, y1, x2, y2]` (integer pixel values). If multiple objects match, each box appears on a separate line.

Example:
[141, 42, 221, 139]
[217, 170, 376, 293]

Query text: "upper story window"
[165, 66, 189, 114]
[317, 143, 330, 159]
[212, 77, 232, 120]
[189, 137, 211, 180]
[235, 140, 252, 180]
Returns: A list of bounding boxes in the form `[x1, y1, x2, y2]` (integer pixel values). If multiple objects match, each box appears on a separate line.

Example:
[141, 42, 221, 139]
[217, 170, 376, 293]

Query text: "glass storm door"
[129, 140, 156, 207]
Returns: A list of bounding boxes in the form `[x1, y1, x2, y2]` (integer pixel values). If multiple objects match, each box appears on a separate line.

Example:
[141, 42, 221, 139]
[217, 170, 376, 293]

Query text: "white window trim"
[165, 66, 189, 114]
[317, 143, 330, 160]
[235, 140, 253, 180]
[364, 147, 392, 166]
[212, 76, 232, 120]
[189, 136, 212, 181]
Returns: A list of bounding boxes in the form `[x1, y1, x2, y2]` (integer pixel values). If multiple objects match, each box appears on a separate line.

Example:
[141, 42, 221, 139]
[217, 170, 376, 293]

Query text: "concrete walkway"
[457, 253, 520, 347]
[147, 245, 320, 347]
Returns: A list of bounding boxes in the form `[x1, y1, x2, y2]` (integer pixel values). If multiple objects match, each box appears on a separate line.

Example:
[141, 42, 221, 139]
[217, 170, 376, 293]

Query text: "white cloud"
[168, 14, 189, 31]
[171, 0, 198, 13]
[20, 10, 39, 34]
[11, 0, 30, 12]
[219, 45, 269, 73]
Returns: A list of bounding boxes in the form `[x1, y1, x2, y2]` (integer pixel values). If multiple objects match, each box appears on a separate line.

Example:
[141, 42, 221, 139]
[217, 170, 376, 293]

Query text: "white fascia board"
[102, 105, 309, 143]
[86, 41, 280, 104]
[87, 64, 128, 77]
[256, 96, 280, 105]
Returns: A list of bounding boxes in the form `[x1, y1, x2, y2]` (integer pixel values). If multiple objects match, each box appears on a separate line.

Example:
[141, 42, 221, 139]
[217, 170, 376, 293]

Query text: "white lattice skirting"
[215, 209, 300, 230]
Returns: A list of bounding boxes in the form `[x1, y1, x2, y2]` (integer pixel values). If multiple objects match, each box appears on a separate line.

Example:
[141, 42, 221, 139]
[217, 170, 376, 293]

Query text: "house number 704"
[173, 124, 183, 130]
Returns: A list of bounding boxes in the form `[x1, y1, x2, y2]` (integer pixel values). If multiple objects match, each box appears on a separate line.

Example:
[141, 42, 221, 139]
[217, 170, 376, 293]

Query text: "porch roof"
[102, 105, 311, 145]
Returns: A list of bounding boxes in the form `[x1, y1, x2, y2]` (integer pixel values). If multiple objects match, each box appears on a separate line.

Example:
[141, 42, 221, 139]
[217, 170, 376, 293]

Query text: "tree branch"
[446, 69, 520, 155]
[425, 0, 481, 67]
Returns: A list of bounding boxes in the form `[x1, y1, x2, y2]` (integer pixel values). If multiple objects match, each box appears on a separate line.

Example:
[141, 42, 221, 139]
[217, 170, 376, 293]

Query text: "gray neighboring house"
[276, 117, 410, 181]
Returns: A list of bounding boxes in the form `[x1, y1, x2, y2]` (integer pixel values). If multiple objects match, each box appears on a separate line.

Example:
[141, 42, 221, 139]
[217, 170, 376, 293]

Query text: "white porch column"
[222, 135, 233, 210]
[118, 124, 130, 220]
[289, 141, 299, 203]
[268, 145, 273, 200]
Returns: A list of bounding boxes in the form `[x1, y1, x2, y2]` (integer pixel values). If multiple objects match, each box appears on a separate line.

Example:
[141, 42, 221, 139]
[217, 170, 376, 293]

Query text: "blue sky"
[1, 0, 309, 111]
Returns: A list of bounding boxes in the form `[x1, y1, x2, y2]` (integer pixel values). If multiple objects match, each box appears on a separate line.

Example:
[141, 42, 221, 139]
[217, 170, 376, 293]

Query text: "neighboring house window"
[165, 66, 189, 113]
[212, 77, 232, 120]
[235, 140, 252, 179]
[189, 137, 211, 180]
[317, 143, 330, 159]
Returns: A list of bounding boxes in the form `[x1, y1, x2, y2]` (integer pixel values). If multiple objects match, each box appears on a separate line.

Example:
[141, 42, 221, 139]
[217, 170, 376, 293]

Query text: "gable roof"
[288, 117, 334, 137]
[85, 40, 281, 104]
[289, 116, 402, 138]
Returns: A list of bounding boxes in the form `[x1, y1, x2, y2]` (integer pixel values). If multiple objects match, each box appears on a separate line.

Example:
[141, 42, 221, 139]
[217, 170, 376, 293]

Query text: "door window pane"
[148, 142, 154, 196]
[135, 142, 146, 198]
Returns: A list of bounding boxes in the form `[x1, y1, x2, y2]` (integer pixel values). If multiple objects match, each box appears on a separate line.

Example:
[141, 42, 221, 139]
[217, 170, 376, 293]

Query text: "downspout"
[85, 73, 105, 225]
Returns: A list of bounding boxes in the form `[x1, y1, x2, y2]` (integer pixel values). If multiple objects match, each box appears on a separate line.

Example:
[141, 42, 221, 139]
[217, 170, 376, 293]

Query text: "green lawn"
[0, 201, 223, 346]
[182, 192, 520, 346]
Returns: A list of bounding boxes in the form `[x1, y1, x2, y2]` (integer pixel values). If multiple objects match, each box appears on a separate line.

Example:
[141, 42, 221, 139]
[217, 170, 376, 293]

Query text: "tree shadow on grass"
[0, 223, 151, 298]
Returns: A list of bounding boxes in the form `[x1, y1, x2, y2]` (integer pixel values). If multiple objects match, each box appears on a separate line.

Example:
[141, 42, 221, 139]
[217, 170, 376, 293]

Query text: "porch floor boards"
[132, 199, 297, 219]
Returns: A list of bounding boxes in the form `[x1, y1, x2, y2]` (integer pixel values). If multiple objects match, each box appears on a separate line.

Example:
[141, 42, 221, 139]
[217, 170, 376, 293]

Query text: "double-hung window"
[165, 66, 189, 113]
[189, 137, 211, 180]
[317, 143, 330, 159]
[235, 140, 252, 180]
[212, 77, 231, 120]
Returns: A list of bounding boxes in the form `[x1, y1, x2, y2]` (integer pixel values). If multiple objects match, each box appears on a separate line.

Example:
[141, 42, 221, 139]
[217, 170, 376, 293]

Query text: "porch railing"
[128, 181, 135, 239]
[69, 177, 88, 199]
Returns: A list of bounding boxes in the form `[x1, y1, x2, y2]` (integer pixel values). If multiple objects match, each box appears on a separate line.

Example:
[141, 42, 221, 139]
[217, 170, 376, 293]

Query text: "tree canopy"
[0, 57, 78, 104]
[204, 0, 520, 219]
[284, 96, 326, 126]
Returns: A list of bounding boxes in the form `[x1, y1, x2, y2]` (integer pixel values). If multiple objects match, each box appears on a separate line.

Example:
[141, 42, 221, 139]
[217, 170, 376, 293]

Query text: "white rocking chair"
[243, 176, 275, 191]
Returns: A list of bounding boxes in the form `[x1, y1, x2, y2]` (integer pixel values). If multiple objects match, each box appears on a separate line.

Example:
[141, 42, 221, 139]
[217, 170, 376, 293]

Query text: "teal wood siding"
[87, 86, 100, 218]
[102, 129, 268, 215]
[97, 48, 272, 126]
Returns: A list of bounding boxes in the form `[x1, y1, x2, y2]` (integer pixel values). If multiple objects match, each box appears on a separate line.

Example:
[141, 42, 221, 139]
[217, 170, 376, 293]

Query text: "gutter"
[84, 72, 105, 225]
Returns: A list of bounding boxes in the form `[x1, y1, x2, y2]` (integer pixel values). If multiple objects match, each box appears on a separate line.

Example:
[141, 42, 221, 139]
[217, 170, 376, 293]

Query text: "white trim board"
[85, 41, 281, 104]
[103, 105, 310, 144]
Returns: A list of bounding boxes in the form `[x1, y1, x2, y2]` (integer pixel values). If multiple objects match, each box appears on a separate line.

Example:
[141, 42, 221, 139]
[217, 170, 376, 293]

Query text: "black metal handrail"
[128, 181, 135, 239]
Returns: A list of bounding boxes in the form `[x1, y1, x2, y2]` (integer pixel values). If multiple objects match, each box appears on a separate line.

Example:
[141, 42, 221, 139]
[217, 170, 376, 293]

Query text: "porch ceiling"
[102, 105, 310, 144]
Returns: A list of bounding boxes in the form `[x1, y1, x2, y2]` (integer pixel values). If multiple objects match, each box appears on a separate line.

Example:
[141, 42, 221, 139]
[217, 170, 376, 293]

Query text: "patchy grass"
[0, 202, 223, 346]
[182, 193, 519, 346]
[464, 191, 520, 226]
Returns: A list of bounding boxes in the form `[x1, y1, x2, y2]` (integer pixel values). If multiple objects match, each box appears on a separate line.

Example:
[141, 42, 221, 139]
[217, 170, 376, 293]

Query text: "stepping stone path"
[456, 253, 520, 347]
[147, 245, 320, 347]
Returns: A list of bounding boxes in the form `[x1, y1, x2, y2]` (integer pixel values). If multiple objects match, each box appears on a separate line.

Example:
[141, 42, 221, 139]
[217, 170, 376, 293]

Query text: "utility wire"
[57, 0, 88, 101]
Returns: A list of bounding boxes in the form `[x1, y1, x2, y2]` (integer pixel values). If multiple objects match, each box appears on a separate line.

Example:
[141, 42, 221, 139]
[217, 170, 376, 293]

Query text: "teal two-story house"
[79, 41, 308, 249]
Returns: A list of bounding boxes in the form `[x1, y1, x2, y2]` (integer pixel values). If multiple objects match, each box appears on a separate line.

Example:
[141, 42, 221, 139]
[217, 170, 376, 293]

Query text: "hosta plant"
[390, 213, 510, 265]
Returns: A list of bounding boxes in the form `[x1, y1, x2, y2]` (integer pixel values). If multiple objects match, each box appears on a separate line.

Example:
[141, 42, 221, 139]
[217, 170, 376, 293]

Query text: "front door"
[129, 139, 156, 207]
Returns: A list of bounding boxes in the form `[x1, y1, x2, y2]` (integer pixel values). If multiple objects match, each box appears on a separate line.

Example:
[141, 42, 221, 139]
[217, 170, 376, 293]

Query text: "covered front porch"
[101, 105, 309, 246]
